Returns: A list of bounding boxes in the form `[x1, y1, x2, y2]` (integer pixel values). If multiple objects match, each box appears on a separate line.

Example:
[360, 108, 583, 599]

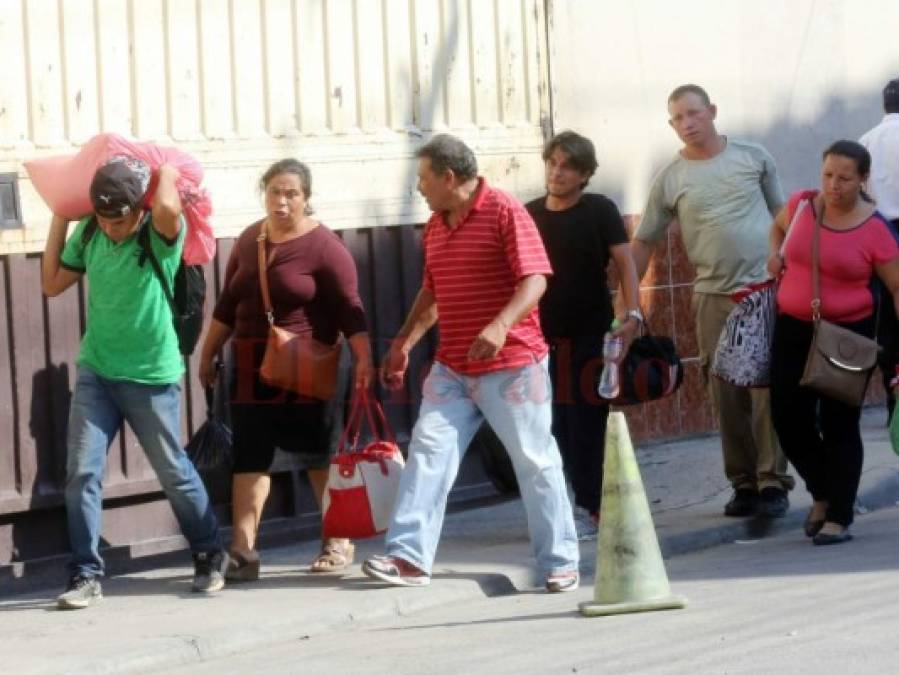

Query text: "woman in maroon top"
[199, 159, 373, 578]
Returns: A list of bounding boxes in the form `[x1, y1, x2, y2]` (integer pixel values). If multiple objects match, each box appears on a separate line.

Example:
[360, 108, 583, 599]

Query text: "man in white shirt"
[860, 78, 899, 418]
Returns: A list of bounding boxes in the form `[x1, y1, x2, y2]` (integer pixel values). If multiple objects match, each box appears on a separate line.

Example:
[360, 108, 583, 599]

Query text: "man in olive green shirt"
[632, 84, 793, 518]
[42, 157, 226, 609]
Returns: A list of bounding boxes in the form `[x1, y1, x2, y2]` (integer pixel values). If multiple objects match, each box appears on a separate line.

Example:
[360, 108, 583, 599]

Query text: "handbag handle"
[256, 220, 275, 327]
[337, 389, 396, 453]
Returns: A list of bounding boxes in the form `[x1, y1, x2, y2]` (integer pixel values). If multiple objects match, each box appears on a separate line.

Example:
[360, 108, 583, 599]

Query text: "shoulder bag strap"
[810, 199, 823, 322]
[256, 220, 275, 328]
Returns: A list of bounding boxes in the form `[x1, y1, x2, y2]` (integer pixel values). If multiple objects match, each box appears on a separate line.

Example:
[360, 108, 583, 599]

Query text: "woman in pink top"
[767, 141, 899, 545]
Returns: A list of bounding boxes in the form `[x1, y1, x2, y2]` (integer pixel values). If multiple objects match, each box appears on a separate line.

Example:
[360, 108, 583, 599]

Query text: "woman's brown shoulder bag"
[256, 222, 341, 400]
[798, 200, 879, 407]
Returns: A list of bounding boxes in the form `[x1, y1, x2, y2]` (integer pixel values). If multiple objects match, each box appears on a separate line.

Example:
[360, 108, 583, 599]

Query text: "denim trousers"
[65, 367, 222, 577]
[385, 358, 579, 578]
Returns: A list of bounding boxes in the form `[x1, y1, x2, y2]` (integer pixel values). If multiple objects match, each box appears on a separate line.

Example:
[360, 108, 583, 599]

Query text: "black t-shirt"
[526, 193, 629, 339]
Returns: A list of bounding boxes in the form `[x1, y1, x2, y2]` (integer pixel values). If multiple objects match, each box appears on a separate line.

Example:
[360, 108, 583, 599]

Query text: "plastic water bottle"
[597, 331, 623, 400]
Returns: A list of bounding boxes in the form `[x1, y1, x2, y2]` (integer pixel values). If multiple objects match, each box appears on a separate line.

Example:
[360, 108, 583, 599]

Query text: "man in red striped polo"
[362, 134, 580, 592]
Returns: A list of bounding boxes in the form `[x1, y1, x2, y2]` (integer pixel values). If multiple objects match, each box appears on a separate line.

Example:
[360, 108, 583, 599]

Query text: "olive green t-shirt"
[635, 138, 784, 294]
[60, 215, 186, 384]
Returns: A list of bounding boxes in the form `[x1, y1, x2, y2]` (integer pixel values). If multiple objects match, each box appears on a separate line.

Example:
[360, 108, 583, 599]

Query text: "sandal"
[309, 539, 355, 573]
[225, 550, 261, 582]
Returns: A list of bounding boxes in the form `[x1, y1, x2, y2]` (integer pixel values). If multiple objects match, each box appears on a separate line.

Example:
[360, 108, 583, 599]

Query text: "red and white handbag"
[321, 390, 405, 540]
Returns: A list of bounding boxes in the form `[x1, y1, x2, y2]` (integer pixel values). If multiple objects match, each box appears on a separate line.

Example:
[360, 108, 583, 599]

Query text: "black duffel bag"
[607, 333, 684, 406]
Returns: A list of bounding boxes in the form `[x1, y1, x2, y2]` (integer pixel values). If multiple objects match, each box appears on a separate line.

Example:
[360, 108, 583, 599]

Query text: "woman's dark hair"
[543, 130, 598, 189]
[260, 158, 314, 215]
[822, 140, 873, 202]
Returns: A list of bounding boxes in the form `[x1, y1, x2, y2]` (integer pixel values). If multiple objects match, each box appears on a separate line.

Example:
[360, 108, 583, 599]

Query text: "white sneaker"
[546, 570, 580, 593]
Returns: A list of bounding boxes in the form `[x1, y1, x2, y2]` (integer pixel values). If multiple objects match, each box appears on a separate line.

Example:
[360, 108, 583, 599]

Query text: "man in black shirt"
[526, 131, 643, 540]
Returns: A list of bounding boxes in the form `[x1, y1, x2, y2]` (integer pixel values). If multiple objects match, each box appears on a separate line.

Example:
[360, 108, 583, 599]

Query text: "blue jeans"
[65, 367, 222, 577]
[386, 358, 579, 578]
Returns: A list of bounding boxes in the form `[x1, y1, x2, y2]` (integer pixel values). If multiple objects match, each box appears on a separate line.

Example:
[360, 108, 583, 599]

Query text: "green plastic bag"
[890, 409, 899, 456]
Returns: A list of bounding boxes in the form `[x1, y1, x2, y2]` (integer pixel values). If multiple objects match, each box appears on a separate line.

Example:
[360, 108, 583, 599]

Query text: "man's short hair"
[884, 79, 899, 114]
[416, 134, 478, 180]
[543, 130, 598, 185]
[668, 84, 712, 107]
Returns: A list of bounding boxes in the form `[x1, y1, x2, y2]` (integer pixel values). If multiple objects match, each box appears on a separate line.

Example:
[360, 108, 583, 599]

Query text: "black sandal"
[225, 551, 261, 581]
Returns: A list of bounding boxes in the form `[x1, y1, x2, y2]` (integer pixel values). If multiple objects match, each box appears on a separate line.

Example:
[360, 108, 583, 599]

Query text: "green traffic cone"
[579, 412, 686, 617]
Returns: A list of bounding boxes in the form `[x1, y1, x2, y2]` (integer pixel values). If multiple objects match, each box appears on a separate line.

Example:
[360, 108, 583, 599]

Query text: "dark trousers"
[769, 314, 873, 526]
[548, 336, 609, 515]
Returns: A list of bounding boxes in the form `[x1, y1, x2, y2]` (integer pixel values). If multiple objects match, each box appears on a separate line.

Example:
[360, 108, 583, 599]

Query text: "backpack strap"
[138, 219, 179, 322]
[80, 216, 99, 246]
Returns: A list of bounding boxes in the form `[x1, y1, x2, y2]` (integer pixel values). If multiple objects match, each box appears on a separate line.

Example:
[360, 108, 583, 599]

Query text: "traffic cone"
[579, 412, 686, 616]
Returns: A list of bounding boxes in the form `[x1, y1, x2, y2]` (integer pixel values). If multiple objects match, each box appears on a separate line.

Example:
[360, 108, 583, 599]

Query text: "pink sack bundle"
[25, 133, 215, 264]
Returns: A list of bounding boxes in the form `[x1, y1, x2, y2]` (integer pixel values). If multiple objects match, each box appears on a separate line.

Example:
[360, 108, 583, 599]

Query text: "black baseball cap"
[90, 156, 151, 218]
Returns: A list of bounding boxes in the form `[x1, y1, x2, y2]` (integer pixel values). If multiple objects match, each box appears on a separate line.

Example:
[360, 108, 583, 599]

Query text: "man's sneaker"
[57, 575, 102, 610]
[192, 550, 228, 593]
[546, 570, 580, 593]
[573, 506, 599, 541]
[362, 555, 430, 587]
[757, 487, 789, 518]
[723, 488, 759, 517]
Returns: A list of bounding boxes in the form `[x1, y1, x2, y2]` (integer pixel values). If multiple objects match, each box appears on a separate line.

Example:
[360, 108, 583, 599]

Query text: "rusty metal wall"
[0, 223, 496, 580]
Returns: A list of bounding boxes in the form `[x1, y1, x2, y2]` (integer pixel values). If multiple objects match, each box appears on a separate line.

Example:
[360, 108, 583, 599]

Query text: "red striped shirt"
[423, 178, 551, 374]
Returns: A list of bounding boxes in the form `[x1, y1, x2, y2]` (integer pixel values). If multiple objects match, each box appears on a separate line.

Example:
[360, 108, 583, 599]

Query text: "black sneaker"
[57, 575, 102, 610]
[192, 551, 228, 593]
[724, 488, 759, 517]
[757, 487, 789, 518]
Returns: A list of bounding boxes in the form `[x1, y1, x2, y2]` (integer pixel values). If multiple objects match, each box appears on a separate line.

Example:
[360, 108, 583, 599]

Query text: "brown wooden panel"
[43, 270, 82, 494]
[7, 255, 46, 503]
[0, 257, 17, 499]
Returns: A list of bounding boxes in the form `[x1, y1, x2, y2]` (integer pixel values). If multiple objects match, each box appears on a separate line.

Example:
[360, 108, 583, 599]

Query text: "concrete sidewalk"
[4, 409, 899, 675]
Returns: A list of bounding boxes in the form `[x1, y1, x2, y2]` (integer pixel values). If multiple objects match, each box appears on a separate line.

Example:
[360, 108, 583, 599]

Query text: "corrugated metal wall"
[1, 0, 551, 250]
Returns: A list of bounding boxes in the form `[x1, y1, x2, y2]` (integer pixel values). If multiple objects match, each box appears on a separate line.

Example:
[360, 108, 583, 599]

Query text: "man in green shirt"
[42, 157, 227, 609]
[632, 84, 794, 518]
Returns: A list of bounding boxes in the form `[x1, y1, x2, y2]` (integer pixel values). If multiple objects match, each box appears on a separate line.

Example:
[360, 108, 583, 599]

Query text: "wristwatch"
[625, 309, 645, 324]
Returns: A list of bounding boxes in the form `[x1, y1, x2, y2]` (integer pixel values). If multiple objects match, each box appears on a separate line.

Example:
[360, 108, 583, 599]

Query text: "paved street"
[3, 409, 898, 675]
[165, 506, 899, 675]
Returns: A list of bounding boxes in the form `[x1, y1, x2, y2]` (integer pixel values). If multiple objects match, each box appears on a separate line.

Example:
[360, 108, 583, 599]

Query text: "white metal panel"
[324, 0, 359, 134]
[0, 1, 31, 148]
[95, 0, 133, 133]
[23, 0, 65, 146]
[412, 0, 445, 130]
[355, 0, 388, 132]
[296, 0, 329, 133]
[383, 0, 414, 130]
[468, 0, 500, 127]
[230, 0, 266, 138]
[59, 0, 100, 144]
[443, 0, 474, 129]
[197, 0, 235, 139]
[262, 0, 298, 136]
[131, 0, 168, 140]
[165, 0, 203, 141]
[496, 0, 527, 125]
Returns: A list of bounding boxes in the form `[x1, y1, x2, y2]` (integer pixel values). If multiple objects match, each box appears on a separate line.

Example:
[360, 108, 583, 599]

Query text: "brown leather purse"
[256, 221, 341, 400]
[799, 201, 879, 407]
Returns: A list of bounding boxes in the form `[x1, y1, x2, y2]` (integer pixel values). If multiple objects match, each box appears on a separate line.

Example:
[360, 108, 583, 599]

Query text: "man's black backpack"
[81, 216, 206, 355]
